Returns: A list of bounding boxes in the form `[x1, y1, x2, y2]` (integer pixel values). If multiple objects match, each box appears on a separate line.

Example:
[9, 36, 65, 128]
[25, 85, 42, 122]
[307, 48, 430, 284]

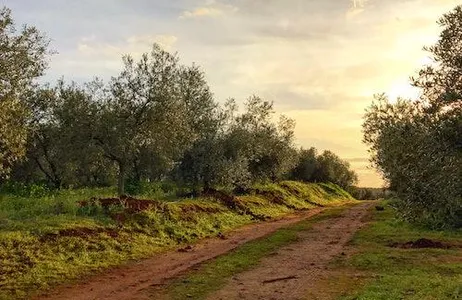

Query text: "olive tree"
[93, 44, 221, 195]
[230, 96, 297, 183]
[0, 7, 51, 177]
[290, 147, 358, 189]
[363, 5, 462, 228]
[16, 81, 112, 188]
[176, 96, 299, 191]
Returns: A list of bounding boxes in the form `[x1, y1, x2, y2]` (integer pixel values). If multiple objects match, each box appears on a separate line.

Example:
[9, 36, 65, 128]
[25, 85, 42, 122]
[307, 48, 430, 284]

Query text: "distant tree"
[348, 187, 389, 200]
[175, 99, 248, 191]
[231, 96, 297, 183]
[290, 148, 358, 189]
[0, 7, 52, 177]
[176, 96, 298, 191]
[314, 150, 358, 188]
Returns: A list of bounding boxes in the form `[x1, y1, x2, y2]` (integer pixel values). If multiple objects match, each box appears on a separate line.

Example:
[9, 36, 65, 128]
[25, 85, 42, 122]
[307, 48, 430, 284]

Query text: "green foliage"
[176, 96, 298, 190]
[364, 96, 462, 229]
[12, 81, 114, 189]
[124, 180, 178, 199]
[363, 6, 462, 228]
[315, 151, 359, 188]
[5, 44, 221, 195]
[348, 186, 390, 200]
[0, 181, 50, 198]
[232, 97, 298, 184]
[291, 147, 318, 181]
[0, 98, 29, 178]
[336, 201, 462, 300]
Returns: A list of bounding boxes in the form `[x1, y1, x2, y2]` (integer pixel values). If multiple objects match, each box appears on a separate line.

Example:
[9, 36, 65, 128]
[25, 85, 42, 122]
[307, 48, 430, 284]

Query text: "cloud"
[47, 34, 179, 82]
[179, 2, 238, 19]
[180, 7, 224, 19]
[77, 34, 178, 59]
[127, 35, 178, 51]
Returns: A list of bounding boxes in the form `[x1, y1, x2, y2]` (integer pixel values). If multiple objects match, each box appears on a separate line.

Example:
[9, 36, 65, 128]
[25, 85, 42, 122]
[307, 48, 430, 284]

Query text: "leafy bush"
[0, 181, 51, 198]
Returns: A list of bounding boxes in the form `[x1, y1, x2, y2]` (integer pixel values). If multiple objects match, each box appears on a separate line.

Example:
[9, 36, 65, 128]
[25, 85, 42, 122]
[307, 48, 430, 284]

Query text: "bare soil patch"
[79, 196, 161, 213]
[40, 227, 119, 242]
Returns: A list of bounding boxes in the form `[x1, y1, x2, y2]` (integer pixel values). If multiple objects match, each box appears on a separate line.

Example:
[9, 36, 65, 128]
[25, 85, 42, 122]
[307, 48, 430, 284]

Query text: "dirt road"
[208, 202, 372, 300]
[36, 202, 372, 300]
[35, 208, 325, 300]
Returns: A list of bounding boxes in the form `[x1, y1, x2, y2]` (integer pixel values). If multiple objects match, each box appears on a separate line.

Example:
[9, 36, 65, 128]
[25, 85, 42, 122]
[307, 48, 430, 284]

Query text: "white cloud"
[77, 34, 178, 59]
[180, 7, 224, 19]
[48, 34, 179, 81]
[179, 2, 238, 19]
[126, 35, 178, 51]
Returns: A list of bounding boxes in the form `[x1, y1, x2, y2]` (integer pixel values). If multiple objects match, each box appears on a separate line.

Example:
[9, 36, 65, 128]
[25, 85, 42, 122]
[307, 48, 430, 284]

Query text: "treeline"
[363, 5, 462, 228]
[0, 7, 358, 196]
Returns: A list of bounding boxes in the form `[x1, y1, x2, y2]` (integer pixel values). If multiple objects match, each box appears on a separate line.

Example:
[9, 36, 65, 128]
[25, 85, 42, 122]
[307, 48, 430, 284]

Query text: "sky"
[2, 0, 460, 187]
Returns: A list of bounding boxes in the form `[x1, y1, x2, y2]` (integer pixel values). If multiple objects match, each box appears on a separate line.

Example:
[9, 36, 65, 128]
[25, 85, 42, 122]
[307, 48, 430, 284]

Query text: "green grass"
[334, 200, 462, 300]
[156, 206, 352, 300]
[0, 181, 356, 299]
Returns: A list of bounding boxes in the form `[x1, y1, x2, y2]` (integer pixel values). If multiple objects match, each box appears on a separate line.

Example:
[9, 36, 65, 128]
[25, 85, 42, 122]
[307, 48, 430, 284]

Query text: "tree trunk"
[34, 157, 61, 188]
[117, 162, 126, 197]
[133, 158, 142, 182]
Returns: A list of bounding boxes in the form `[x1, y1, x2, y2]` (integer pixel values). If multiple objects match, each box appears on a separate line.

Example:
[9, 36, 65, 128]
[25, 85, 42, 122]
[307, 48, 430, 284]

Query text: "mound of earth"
[389, 238, 451, 249]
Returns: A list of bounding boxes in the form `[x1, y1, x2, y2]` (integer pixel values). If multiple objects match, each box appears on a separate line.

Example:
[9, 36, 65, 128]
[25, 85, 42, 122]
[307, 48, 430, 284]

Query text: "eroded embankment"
[1, 181, 355, 299]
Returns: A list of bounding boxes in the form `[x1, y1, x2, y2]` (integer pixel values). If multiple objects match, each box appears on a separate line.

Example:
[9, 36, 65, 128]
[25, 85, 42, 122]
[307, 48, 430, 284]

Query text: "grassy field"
[333, 200, 462, 300]
[0, 181, 355, 299]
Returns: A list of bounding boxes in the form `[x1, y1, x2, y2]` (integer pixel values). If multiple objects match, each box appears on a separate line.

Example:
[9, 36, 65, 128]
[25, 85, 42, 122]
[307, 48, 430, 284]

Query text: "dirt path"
[35, 208, 327, 300]
[207, 202, 373, 300]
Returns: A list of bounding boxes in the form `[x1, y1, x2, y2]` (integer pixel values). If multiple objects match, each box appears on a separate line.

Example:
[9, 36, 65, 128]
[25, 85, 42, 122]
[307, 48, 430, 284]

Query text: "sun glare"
[387, 81, 420, 103]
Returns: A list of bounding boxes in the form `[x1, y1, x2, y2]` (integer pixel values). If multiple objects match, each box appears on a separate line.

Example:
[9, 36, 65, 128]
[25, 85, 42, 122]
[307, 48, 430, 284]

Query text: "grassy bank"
[0, 181, 355, 299]
[332, 200, 462, 300]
